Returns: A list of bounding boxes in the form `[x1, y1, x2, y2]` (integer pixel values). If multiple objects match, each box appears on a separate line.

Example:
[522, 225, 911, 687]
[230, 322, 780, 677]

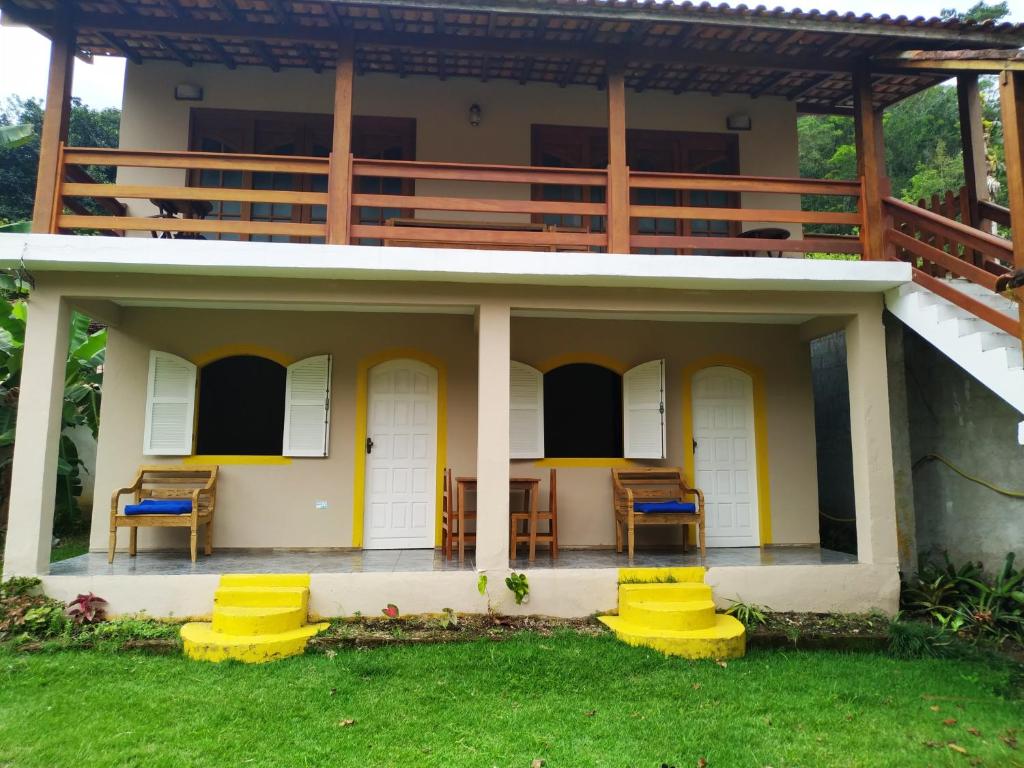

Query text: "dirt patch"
[309, 614, 605, 651]
[746, 612, 890, 651]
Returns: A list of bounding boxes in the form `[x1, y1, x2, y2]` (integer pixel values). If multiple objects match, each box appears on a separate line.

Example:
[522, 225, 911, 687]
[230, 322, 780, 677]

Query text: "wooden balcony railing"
[884, 196, 1017, 336]
[50, 146, 867, 256]
[55, 145, 330, 240]
[628, 171, 863, 254]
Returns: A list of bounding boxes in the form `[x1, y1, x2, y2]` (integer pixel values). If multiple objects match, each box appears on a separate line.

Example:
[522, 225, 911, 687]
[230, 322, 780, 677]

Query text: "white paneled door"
[692, 366, 760, 547]
[363, 359, 438, 549]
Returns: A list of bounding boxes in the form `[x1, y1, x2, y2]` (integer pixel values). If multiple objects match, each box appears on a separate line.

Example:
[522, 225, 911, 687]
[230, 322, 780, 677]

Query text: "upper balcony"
[6, 0, 1024, 264]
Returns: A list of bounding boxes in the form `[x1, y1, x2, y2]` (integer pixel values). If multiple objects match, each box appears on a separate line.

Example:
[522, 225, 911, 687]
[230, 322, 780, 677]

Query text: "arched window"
[543, 363, 623, 458]
[196, 355, 287, 455]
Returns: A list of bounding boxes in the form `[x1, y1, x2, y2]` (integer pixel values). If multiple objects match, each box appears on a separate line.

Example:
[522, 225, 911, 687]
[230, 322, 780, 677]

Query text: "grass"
[50, 532, 90, 563]
[0, 634, 1021, 767]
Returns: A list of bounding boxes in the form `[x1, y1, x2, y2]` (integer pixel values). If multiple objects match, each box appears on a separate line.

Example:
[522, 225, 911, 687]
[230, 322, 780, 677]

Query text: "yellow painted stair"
[598, 567, 746, 660]
[181, 574, 328, 663]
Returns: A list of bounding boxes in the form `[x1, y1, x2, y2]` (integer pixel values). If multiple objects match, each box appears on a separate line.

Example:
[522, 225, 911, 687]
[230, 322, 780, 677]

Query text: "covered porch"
[0, 235, 908, 615]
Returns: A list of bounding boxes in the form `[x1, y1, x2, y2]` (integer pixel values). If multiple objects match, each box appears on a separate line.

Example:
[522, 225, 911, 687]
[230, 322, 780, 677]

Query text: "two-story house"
[1, 0, 1022, 620]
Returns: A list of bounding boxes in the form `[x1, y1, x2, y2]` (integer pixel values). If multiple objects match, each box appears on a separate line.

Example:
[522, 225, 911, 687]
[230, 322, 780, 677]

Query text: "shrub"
[0, 577, 69, 640]
[725, 598, 770, 629]
[902, 552, 1024, 646]
[888, 618, 959, 659]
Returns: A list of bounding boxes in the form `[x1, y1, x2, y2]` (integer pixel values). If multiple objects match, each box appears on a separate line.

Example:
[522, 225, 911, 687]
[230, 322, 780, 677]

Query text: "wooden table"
[455, 476, 541, 561]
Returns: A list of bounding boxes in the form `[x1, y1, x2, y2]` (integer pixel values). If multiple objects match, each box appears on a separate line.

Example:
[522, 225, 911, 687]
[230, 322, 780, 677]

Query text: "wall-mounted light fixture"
[726, 112, 752, 131]
[468, 103, 482, 127]
[174, 83, 204, 101]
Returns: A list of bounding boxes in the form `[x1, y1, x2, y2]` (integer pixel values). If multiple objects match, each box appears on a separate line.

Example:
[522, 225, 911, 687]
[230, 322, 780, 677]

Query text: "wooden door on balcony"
[532, 125, 738, 254]
[189, 110, 415, 244]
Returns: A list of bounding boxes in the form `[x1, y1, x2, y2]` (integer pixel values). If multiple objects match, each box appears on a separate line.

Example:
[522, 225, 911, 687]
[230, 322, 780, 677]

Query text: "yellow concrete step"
[214, 585, 309, 610]
[181, 621, 329, 664]
[618, 566, 706, 584]
[619, 582, 713, 607]
[598, 614, 746, 660]
[619, 599, 718, 631]
[219, 574, 311, 589]
[212, 605, 307, 636]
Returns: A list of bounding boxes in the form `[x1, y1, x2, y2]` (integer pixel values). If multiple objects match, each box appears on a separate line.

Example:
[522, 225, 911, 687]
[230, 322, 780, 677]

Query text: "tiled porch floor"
[50, 545, 856, 576]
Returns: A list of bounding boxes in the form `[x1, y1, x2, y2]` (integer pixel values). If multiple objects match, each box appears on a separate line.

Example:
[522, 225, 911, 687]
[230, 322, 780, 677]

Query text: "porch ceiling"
[3, 0, 1024, 114]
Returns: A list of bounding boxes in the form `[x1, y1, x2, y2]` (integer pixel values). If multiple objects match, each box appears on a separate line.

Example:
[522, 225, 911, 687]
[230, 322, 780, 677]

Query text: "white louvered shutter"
[509, 361, 544, 459]
[143, 351, 197, 456]
[283, 355, 332, 457]
[623, 359, 666, 459]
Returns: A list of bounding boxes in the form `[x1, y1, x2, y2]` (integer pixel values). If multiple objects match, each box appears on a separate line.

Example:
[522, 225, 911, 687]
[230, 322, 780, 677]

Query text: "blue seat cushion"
[124, 499, 193, 515]
[633, 501, 697, 514]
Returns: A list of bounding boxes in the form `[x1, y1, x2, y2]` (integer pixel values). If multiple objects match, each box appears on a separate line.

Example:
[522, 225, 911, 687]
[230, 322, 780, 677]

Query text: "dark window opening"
[543, 363, 623, 458]
[196, 355, 287, 456]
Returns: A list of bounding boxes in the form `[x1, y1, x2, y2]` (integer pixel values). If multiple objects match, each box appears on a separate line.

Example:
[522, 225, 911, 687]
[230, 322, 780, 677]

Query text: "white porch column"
[845, 306, 899, 566]
[2, 288, 71, 576]
[474, 301, 511, 572]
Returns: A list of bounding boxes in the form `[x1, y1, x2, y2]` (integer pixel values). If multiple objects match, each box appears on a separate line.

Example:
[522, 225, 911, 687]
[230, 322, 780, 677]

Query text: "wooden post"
[31, 19, 75, 234]
[327, 37, 354, 245]
[853, 69, 892, 262]
[958, 74, 990, 230]
[1000, 70, 1024, 267]
[998, 70, 1024, 362]
[606, 61, 630, 254]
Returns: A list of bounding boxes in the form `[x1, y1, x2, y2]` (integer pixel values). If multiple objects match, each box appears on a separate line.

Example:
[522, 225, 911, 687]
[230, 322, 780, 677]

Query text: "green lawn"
[50, 532, 90, 563]
[0, 635, 1021, 767]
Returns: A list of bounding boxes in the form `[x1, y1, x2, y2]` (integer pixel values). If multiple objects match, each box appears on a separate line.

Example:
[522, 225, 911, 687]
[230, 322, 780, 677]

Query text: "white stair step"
[984, 345, 1024, 370]
[938, 315, 985, 337]
[977, 332, 1020, 353]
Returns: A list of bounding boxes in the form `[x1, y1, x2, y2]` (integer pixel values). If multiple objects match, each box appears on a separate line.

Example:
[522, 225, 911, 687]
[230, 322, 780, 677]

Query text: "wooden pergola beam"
[250, 38, 280, 71]
[207, 37, 237, 70]
[327, 37, 354, 245]
[957, 74, 989, 230]
[606, 60, 629, 254]
[1000, 70, 1024, 269]
[8, 7, 902, 76]
[98, 30, 141, 64]
[31, 15, 75, 233]
[853, 69, 892, 262]
[872, 49, 1024, 73]
[342, 0, 1024, 48]
[155, 34, 192, 66]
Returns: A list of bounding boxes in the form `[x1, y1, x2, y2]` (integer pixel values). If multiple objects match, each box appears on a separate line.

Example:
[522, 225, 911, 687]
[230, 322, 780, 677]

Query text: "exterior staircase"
[885, 279, 1024, 417]
[598, 567, 746, 659]
[181, 574, 328, 663]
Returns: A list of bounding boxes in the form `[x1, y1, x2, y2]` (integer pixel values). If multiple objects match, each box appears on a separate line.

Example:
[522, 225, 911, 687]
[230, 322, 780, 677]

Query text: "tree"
[0, 97, 120, 225]
[940, 1, 1009, 22]
[0, 281, 105, 534]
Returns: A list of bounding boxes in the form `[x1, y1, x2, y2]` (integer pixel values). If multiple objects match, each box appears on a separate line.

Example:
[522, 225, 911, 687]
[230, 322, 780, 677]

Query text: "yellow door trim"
[681, 356, 772, 546]
[352, 349, 448, 549]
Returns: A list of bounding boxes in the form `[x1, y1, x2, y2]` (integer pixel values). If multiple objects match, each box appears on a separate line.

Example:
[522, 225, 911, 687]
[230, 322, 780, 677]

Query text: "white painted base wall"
[41, 563, 900, 620]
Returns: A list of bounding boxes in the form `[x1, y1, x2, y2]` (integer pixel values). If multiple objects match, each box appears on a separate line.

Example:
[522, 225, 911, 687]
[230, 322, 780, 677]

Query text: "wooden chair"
[441, 468, 476, 561]
[109, 465, 218, 563]
[510, 469, 559, 561]
[611, 467, 705, 559]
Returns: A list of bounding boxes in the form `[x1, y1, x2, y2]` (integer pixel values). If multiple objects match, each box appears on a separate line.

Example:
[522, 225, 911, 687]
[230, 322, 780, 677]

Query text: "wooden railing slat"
[352, 160, 606, 186]
[63, 183, 330, 206]
[350, 193, 606, 216]
[629, 171, 862, 196]
[884, 197, 1012, 265]
[351, 224, 605, 247]
[911, 268, 1019, 336]
[629, 205, 860, 226]
[57, 215, 326, 237]
[63, 149, 329, 174]
[629, 234, 864, 254]
[886, 228, 1000, 291]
